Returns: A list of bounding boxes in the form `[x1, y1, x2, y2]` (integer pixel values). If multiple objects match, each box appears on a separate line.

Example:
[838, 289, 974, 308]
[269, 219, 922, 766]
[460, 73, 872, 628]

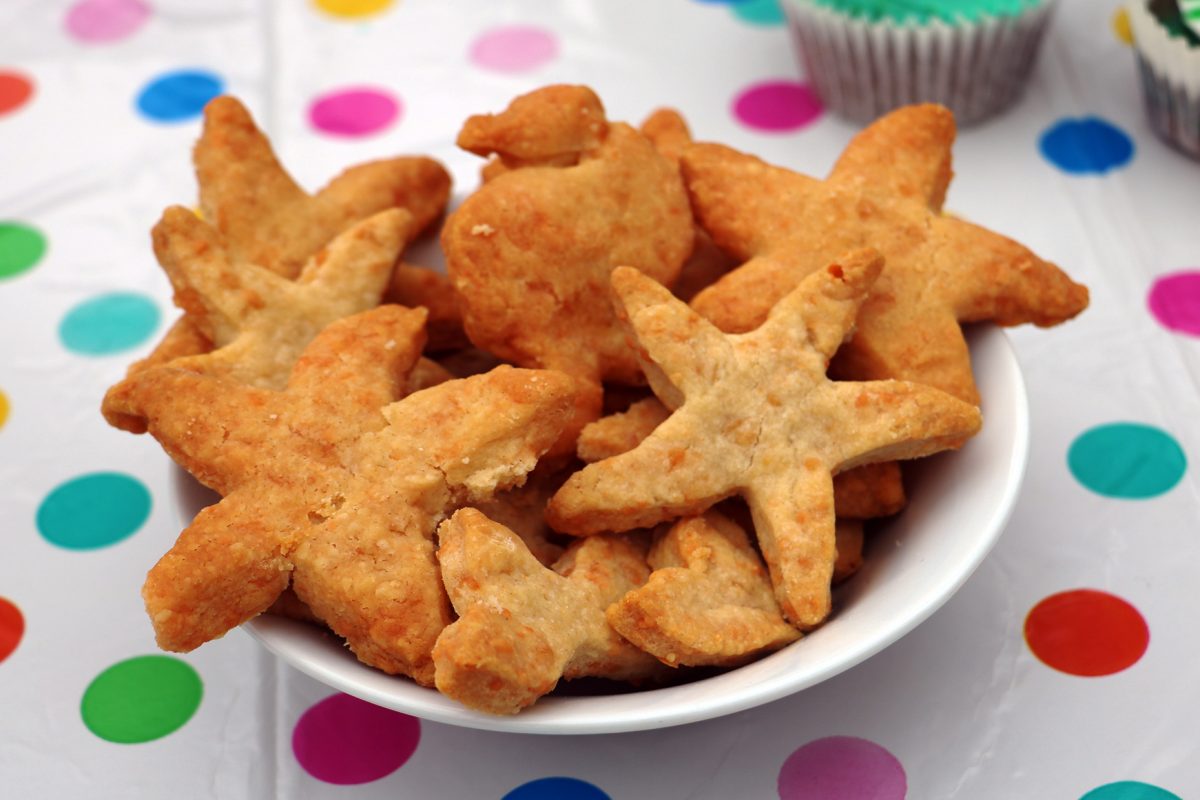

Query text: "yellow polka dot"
[1112, 9, 1133, 46]
[0, 389, 9, 430]
[314, 0, 394, 19]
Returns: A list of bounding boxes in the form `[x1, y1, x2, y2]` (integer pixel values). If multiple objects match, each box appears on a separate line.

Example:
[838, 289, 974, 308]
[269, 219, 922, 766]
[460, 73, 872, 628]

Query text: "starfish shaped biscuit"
[103, 205, 412, 430]
[118, 308, 574, 684]
[433, 508, 663, 715]
[684, 104, 1089, 404]
[575, 397, 905, 519]
[195, 96, 449, 279]
[546, 249, 982, 626]
[109, 96, 451, 426]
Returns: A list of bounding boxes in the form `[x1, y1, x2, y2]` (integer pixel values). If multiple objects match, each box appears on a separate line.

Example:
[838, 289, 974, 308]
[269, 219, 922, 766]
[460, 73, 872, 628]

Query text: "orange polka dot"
[0, 70, 34, 116]
[0, 597, 24, 663]
[1024, 589, 1148, 677]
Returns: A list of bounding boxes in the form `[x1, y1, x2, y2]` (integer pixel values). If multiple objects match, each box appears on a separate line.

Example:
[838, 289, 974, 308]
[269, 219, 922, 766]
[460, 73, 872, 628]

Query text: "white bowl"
[173, 324, 1028, 735]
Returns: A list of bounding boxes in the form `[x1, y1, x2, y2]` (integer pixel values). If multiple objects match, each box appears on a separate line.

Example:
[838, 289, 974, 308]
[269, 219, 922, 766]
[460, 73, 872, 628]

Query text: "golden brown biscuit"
[471, 466, 569, 566]
[639, 108, 692, 167]
[639, 108, 738, 304]
[458, 84, 607, 169]
[118, 307, 574, 685]
[103, 207, 412, 433]
[443, 85, 694, 450]
[433, 508, 662, 714]
[576, 396, 906, 519]
[405, 356, 455, 394]
[196, 97, 449, 276]
[683, 104, 1089, 404]
[547, 250, 982, 627]
[607, 511, 800, 668]
[110, 96, 452, 432]
[832, 519, 864, 585]
[576, 397, 671, 464]
[385, 263, 468, 352]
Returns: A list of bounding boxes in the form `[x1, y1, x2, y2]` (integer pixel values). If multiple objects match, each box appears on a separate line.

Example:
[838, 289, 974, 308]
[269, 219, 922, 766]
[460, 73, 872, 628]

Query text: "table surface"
[2, 1, 1198, 797]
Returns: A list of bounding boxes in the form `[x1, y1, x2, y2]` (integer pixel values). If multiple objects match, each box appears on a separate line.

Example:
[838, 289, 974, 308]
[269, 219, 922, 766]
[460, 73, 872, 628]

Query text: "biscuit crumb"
[384, 339, 396, 350]
[470, 223, 496, 237]
[269, 414, 278, 420]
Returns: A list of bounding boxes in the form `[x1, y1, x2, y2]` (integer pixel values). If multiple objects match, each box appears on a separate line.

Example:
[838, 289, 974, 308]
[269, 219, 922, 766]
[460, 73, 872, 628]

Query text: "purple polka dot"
[469, 25, 559, 73]
[309, 87, 400, 138]
[292, 693, 420, 785]
[1148, 270, 1200, 337]
[65, 0, 151, 43]
[777, 736, 906, 800]
[733, 80, 823, 132]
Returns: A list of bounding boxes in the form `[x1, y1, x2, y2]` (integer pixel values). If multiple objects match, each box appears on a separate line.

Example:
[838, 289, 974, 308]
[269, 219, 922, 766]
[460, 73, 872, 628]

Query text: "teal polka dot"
[1081, 781, 1182, 800]
[59, 292, 160, 355]
[37, 472, 152, 550]
[1068, 423, 1186, 499]
[732, 0, 785, 25]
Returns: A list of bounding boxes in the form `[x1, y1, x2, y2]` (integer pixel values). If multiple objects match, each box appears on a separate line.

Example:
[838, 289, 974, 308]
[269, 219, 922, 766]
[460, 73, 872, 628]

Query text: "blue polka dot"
[37, 472, 152, 550]
[1080, 781, 1182, 800]
[1039, 117, 1134, 175]
[503, 777, 610, 800]
[59, 292, 160, 355]
[136, 69, 223, 123]
[732, 0, 784, 24]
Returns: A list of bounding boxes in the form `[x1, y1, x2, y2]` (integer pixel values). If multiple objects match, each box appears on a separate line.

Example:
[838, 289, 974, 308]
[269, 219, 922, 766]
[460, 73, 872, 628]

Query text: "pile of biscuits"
[103, 86, 1089, 715]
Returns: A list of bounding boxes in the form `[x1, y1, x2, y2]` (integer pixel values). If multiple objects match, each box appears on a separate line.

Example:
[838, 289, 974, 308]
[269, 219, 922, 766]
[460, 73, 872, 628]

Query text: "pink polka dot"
[292, 693, 420, 785]
[733, 80, 823, 133]
[309, 87, 400, 138]
[65, 0, 151, 43]
[469, 25, 559, 73]
[778, 736, 906, 800]
[1148, 270, 1200, 337]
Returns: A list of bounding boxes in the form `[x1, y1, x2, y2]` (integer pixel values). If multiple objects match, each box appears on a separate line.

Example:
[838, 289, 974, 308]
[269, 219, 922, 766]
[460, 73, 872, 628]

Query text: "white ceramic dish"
[173, 325, 1028, 735]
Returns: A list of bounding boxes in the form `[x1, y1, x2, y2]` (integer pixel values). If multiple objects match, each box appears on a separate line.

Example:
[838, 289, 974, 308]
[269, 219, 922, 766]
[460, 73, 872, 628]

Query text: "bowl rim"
[194, 326, 1029, 735]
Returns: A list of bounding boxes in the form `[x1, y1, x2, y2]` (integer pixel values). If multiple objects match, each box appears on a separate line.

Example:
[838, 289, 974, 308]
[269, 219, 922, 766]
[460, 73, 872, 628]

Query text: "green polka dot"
[59, 292, 160, 355]
[0, 221, 47, 279]
[1081, 781, 1182, 800]
[37, 472, 152, 550]
[732, 0, 785, 25]
[82, 655, 202, 744]
[1068, 423, 1187, 499]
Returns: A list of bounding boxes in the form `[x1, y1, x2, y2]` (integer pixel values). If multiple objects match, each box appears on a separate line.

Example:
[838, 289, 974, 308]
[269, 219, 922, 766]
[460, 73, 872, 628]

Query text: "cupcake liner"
[783, 1, 1056, 126]
[1127, 1, 1200, 159]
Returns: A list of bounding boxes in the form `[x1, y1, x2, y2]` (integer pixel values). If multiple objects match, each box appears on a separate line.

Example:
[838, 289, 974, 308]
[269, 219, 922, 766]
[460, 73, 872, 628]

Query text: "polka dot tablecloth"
[1, 1, 1197, 797]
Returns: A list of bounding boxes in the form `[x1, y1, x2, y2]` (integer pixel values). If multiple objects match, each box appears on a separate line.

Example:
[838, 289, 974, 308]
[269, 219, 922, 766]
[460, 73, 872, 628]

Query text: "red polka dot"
[292, 693, 420, 784]
[1024, 589, 1149, 677]
[0, 597, 24, 663]
[0, 71, 34, 116]
[732, 80, 823, 132]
